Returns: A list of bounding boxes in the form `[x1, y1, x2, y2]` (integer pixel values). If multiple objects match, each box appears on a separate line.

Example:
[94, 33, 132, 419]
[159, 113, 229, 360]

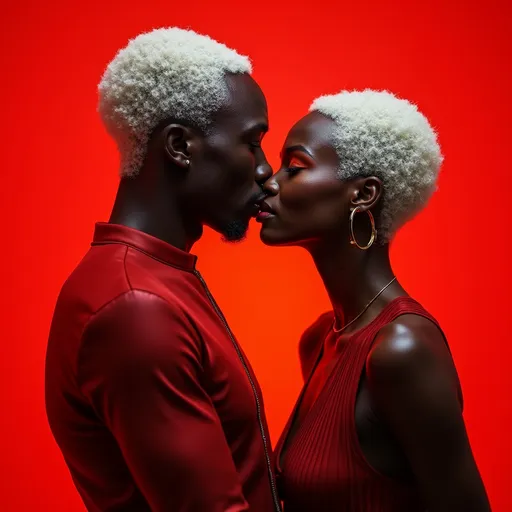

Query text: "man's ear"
[163, 124, 196, 169]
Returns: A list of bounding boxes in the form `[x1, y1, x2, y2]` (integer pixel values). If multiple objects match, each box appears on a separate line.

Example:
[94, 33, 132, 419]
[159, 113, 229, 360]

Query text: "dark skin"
[259, 111, 491, 512]
[110, 73, 272, 250]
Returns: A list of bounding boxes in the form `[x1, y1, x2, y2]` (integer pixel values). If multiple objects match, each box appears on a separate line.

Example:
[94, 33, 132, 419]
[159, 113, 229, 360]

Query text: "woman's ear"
[349, 176, 383, 210]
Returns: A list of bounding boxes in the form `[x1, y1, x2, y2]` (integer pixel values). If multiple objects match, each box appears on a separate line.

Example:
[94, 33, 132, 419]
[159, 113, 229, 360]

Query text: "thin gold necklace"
[332, 277, 397, 334]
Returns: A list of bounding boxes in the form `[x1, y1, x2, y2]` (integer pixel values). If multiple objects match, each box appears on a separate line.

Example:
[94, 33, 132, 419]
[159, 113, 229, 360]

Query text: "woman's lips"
[256, 200, 276, 222]
[256, 211, 274, 222]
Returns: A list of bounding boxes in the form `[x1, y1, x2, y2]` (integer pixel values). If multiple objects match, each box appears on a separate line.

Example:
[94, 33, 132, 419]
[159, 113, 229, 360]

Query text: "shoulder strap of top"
[373, 296, 439, 327]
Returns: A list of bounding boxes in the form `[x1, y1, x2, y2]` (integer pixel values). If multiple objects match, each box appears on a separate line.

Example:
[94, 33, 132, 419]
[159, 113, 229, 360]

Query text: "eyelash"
[285, 166, 305, 176]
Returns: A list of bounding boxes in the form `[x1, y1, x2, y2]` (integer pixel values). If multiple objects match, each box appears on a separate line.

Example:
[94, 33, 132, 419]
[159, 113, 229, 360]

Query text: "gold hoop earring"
[349, 206, 377, 250]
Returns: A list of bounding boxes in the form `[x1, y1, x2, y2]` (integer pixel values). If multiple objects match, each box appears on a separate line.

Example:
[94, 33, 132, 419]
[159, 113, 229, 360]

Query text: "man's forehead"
[222, 74, 268, 119]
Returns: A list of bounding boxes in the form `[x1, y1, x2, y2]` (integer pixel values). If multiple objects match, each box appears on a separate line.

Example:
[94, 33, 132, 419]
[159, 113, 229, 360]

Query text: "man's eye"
[249, 131, 265, 149]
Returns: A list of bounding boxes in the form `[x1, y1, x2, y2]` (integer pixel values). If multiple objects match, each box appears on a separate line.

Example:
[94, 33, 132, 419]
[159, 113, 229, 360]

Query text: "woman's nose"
[262, 172, 279, 196]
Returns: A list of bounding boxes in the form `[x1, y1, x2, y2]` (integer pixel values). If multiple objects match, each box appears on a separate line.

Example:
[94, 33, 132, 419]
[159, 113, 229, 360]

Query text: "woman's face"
[258, 111, 352, 248]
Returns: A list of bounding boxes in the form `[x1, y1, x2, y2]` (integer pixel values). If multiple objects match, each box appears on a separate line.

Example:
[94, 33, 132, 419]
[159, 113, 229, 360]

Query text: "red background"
[2, 0, 511, 510]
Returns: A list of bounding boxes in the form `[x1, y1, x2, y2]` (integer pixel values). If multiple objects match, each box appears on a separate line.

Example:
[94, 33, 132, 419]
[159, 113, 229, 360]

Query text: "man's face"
[184, 74, 272, 241]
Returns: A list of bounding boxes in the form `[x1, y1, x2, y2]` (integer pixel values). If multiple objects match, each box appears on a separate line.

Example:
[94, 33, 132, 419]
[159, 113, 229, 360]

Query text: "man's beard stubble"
[220, 218, 249, 243]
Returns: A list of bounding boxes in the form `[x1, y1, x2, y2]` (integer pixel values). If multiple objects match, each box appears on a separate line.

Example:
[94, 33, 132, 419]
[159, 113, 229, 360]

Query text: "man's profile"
[45, 27, 279, 512]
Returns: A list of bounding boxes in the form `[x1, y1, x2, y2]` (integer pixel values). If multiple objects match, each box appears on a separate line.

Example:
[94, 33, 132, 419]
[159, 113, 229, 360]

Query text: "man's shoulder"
[84, 289, 190, 336]
[59, 242, 191, 317]
[47, 245, 196, 389]
[76, 289, 202, 397]
[58, 243, 133, 317]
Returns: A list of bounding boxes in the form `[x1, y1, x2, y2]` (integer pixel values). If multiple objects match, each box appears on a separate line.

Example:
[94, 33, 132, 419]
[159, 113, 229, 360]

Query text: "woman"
[257, 91, 490, 511]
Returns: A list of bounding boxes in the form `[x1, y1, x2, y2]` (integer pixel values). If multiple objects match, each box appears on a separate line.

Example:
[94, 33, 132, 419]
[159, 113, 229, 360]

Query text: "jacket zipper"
[194, 270, 282, 512]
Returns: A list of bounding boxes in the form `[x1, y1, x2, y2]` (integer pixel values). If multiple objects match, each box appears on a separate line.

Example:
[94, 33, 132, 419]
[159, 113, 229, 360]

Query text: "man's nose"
[255, 160, 273, 185]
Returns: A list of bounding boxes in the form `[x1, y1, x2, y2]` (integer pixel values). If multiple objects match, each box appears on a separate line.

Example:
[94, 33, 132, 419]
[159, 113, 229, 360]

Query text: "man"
[45, 28, 279, 512]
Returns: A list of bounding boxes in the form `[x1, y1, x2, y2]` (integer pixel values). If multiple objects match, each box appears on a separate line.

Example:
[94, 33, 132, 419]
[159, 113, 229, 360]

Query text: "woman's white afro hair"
[98, 27, 252, 177]
[310, 90, 443, 242]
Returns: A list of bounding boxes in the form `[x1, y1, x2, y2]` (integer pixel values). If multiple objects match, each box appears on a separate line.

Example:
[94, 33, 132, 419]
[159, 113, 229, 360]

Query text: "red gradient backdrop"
[2, 0, 511, 510]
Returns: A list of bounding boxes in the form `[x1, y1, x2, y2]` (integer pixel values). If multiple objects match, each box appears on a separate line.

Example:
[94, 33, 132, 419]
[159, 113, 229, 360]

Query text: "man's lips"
[249, 193, 268, 217]
[256, 200, 275, 222]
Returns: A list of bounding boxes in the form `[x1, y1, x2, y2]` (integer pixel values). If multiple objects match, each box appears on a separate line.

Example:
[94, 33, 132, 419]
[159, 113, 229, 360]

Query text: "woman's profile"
[257, 90, 490, 512]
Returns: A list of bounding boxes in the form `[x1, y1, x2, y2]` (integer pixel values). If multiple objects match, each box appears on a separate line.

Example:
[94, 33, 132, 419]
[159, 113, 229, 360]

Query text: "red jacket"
[45, 223, 280, 512]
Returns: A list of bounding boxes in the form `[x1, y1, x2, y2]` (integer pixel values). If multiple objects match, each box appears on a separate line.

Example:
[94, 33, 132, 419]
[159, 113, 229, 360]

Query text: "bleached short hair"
[310, 90, 443, 242]
[98, 28, 252, 177]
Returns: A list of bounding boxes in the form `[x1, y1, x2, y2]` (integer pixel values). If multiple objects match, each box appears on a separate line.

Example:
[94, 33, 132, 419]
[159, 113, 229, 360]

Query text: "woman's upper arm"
[366, 317, 490, 512]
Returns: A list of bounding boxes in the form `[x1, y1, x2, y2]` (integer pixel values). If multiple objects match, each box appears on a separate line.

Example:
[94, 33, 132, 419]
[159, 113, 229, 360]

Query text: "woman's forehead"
[283, 112, 339, 162]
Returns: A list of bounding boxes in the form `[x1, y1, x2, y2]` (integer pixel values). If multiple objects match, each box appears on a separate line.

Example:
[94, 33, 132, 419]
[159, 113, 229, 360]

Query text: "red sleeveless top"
[274, 297, 442, 512]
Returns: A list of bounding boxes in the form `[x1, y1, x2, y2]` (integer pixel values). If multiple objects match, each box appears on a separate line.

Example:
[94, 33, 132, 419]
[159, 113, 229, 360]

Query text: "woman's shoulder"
[366, 296, 449, 371]
[368, 313, 447, 377]
[366, 311, 463, 407]
[298, 311, 333, 380]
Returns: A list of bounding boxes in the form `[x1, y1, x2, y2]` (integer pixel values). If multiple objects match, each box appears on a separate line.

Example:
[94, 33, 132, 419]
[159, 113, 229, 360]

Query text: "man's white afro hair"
[310, 90, 443, 242]
[98, 27, 252, 177]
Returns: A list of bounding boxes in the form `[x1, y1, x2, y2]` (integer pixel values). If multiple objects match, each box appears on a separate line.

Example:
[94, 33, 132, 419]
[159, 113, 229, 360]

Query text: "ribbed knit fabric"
[274, 297, 441, 512]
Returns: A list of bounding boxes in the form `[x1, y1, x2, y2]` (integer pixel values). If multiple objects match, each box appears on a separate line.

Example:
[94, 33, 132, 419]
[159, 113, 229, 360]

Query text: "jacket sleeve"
[77, 289, 249, 512]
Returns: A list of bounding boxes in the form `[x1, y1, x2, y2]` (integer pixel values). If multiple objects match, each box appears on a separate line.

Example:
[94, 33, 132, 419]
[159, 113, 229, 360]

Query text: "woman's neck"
[309, 240, 397, 328]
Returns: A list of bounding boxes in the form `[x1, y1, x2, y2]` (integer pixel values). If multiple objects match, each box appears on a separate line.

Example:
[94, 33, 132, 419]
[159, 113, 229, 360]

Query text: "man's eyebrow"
[243, 122, 269, 134]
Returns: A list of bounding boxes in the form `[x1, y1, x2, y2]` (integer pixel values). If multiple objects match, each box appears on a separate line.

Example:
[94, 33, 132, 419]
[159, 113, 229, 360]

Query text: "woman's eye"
[285, 166, 305, 176]
[284, 156, 307, 175]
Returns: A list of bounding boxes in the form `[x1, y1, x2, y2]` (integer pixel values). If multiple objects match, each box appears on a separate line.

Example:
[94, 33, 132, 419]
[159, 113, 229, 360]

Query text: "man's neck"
[109, 176, 201, 252]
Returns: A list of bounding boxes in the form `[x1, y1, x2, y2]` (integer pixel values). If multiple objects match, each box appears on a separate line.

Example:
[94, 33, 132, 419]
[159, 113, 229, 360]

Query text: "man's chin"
[220, 219, 249, 243]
